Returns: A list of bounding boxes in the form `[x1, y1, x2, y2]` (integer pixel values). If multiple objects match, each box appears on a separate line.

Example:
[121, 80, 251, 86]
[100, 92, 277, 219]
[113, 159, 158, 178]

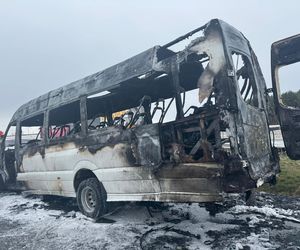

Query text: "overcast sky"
[0, 0, 300, 130]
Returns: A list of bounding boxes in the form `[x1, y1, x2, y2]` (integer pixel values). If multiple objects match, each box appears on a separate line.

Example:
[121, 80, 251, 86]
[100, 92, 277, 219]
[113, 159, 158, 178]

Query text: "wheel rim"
[81, 186, 97, 213]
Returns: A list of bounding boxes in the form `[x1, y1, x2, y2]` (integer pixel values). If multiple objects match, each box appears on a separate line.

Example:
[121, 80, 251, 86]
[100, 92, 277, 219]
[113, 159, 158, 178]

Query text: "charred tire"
[245, 190, 256, 206]
[0, 175, 5, 191]
[77, 178, 107, 220]
[204, 203, 224, 216]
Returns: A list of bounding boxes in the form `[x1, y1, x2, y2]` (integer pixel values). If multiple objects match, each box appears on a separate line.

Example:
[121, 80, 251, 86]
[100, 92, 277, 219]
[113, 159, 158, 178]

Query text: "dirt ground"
[0, 191, 299, 250]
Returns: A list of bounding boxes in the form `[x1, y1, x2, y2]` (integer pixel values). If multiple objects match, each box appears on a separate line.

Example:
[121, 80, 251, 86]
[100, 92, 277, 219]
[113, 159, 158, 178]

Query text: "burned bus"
[0, 19, 299, 219]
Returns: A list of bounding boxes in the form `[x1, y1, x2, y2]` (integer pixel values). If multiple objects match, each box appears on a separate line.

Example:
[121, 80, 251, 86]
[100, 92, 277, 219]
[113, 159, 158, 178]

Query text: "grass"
[260, 154, 300, 196]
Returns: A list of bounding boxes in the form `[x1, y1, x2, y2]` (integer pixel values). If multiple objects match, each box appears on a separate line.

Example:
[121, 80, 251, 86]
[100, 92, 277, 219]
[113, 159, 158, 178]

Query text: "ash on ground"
[0, 192, 299, 250]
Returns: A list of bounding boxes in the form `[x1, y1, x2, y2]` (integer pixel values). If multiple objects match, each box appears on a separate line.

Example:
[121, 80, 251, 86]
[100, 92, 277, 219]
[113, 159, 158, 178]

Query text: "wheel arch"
[73, 168, 98, 192]
[72, 160, 97, 191]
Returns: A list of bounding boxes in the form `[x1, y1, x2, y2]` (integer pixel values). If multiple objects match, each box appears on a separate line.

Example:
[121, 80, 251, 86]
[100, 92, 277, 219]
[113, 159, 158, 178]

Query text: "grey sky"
[0, 0, 300, 130]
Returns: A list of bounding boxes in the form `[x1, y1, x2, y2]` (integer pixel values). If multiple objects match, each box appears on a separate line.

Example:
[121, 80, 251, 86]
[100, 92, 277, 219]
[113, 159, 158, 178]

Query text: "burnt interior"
[83, 52, 225, 165]
[85, 53, 205, 118]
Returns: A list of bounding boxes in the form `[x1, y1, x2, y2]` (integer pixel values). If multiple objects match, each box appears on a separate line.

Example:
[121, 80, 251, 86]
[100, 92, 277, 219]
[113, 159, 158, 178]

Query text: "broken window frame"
[46, 100, 83, 144]
[2, 123, 17, 150]
[81, 64, 206, 130]
[20, 113, 45, 147]
[230, 49, 260, 109]
[276, 62, 300, 108]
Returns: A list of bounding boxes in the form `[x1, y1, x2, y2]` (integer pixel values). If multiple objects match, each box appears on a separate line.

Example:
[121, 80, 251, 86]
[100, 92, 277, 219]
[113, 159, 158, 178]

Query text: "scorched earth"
[0, 191, 299, 249]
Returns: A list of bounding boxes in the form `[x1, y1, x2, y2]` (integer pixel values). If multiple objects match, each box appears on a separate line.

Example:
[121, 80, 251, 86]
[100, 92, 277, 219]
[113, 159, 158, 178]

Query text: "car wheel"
[77, 178, 107, 220]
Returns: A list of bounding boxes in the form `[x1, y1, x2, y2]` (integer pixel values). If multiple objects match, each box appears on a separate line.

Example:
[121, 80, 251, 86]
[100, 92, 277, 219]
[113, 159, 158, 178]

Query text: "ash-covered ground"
[0, 191, 299, 250]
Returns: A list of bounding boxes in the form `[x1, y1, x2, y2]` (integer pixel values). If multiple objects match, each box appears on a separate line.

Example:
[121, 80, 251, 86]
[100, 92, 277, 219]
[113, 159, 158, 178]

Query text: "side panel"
[227, 48, 274, 180]
[236, 100, 273, 179]
[17, 124, 162, 197]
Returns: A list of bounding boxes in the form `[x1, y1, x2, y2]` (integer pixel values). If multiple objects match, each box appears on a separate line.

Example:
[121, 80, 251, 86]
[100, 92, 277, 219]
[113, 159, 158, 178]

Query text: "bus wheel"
[77, 178, 107, 220]
[0, 176, 5, 191]
[245, 190, 256, 206]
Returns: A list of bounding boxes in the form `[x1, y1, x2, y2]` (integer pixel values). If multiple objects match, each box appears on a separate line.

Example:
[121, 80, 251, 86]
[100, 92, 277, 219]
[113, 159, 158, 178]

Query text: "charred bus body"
[0, 19, 299, 219]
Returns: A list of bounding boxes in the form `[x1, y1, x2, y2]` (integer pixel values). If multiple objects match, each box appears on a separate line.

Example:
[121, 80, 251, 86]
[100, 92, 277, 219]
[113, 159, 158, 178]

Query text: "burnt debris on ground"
[0, 191, 299, 249]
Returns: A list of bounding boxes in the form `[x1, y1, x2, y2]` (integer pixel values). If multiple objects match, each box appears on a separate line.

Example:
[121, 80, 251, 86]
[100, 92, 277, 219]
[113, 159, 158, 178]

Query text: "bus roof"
[9, 19, 247, 124]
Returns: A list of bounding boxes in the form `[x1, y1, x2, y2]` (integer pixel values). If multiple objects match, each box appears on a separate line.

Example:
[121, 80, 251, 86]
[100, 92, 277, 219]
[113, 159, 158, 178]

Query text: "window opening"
[20, 114, 44, 146]
[232, 52, 259, 107]
[151, 97, 176, 124]
[48, 101, 81, 140]
[278, 62, 300, 108]
[5, 125, 16, 150]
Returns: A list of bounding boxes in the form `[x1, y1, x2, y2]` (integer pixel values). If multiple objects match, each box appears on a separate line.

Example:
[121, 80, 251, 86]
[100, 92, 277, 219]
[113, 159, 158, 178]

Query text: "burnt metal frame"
[0, 19, 281, 191]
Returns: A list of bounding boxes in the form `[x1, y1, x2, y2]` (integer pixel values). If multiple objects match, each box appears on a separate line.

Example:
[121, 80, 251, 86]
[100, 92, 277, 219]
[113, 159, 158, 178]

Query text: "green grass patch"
[260, 155, 300, 196]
